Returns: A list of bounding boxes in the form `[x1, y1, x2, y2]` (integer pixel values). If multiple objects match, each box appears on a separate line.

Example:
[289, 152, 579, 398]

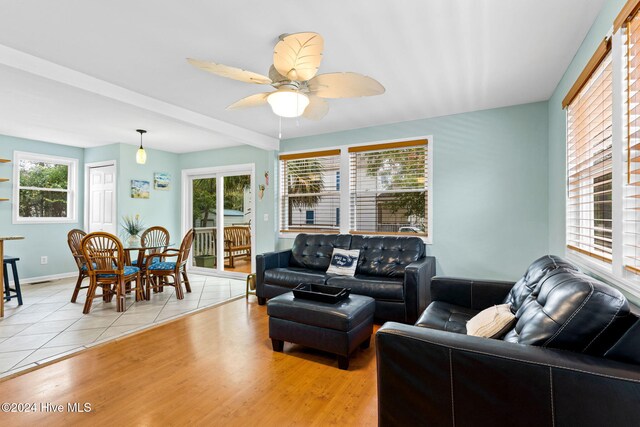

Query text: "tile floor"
[0, 273, 246, 378]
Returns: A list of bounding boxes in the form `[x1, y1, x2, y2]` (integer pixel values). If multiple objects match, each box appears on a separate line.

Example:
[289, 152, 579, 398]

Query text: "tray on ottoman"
[292, 283, 351, 303]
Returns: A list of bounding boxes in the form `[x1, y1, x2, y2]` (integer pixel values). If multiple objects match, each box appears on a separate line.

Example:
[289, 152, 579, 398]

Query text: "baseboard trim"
[17, 272, 77, 285]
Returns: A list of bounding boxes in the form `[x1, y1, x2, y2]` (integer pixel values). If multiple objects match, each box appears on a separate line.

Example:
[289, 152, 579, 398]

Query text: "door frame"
[181, 163, 256, 278]
[84, 160, 117, 233]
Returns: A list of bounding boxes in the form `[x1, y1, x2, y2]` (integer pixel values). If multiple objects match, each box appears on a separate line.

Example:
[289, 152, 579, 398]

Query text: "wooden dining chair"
[145, 229, 195, 300]
[67, 228, 89, 303]
[81, 232, 143, 313]
[139, 226, 170, 266]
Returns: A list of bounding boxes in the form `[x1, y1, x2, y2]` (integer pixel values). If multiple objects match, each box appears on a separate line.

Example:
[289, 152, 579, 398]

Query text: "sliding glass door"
[185, 165, 254, 277]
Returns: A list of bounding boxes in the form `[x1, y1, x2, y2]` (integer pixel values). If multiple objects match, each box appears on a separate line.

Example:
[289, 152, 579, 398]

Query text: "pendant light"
[136, 129, 147, 164]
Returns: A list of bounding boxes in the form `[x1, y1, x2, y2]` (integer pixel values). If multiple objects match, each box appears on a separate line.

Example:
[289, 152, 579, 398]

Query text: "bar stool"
[3, 255, 23, 305]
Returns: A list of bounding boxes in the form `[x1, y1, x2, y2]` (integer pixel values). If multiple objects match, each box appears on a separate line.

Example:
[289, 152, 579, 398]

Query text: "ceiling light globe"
[136, 148, 147, 164]
[267, 91, 310, 118]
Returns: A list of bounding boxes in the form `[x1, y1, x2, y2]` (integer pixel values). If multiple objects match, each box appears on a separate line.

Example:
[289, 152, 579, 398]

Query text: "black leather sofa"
[376, 255, 640, 426]
[256, 233, 436, 323]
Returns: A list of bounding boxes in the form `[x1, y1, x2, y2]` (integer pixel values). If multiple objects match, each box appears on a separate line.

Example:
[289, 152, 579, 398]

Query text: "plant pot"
[127, 235, 141, 247]
[194, 255, 216, 268]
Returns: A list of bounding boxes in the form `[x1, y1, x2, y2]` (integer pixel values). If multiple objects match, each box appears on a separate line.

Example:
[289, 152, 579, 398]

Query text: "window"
[305, 210, 315, 225]
[13, 151, 78, 223]
[279, 150, 341, 233]
[279, 138, 432, 240]
[349, 140, 429, 236]
[564, 45, 613, 263]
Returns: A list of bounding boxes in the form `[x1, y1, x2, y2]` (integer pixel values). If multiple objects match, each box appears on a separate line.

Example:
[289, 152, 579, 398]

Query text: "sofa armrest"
[376, 323, 640, 427]
[256, 249, 292, 297]
[403, 256, 436, 323]
[430, 276, 515, 310]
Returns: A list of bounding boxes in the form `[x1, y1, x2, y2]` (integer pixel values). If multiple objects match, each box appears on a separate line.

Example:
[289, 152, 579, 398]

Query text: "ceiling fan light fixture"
[135, 129, 147, 165]
[267, 90, 309, 118]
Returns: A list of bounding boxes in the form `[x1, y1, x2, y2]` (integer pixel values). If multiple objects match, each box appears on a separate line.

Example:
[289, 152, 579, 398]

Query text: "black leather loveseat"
[256, 233, 436, 323]
[376, 255, 640, 426]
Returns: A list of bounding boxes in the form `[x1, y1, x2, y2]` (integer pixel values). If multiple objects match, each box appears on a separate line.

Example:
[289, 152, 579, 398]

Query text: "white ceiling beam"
[0, 43, 279, 151]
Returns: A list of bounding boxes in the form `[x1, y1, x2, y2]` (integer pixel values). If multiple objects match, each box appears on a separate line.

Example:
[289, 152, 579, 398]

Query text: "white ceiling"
[0, 0, 607, 153]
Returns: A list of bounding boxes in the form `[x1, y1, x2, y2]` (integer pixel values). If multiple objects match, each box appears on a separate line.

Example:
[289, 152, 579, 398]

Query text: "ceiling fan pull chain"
[278, 116, 282, 139]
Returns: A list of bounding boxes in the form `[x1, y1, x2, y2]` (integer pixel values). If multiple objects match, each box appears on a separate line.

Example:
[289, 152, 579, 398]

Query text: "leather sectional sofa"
[376, 255, 640, 426]
[256, 233, 436, 323]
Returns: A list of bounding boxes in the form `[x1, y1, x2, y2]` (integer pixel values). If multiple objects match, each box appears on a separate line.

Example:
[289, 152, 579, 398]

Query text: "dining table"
[0, 236, 24, 317]
[123, 241, 174, 267]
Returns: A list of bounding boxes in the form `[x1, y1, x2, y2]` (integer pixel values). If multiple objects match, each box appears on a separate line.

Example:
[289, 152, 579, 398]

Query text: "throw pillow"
[326, 248, 360, 276]
[466, 304, 516, 339]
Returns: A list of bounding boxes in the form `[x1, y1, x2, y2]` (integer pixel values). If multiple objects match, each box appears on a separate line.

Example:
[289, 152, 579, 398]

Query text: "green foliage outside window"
[18, 160, 69, 218]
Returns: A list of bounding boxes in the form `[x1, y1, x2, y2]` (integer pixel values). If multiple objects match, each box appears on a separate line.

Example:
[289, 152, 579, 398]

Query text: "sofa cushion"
[290, 234, 352, 271]
[414, 301, 479, 334]
[326, 274, 404, 301]
[503, 269, 631, 355]
[503, 255, 578, 311]
[263, 267, 327, 288]
[605, 316, 640, 365]
[350, 235, 424, 277]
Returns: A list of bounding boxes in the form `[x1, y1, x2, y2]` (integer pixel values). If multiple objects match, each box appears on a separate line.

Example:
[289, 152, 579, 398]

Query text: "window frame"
[278, 136, 433, 244]
[12, 151, 78, 224]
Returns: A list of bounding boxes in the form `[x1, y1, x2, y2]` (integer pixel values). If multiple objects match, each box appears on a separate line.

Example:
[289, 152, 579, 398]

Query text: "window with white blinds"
[349, 140, 428, 236]
[279, 150, 341, 233]
[625, 10, 640, 274]
[566, 49, 613, 263]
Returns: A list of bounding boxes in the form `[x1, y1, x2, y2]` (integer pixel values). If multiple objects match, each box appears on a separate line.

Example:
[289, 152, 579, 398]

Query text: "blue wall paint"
[280, 102, 550, 281]
[547, 0, 625, 255]
[0, 135, 84, 279]
[178, 145, 277, 255]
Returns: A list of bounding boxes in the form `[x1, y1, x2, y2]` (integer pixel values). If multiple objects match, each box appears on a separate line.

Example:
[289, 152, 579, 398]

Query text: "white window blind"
[279, 150, 341, 233]
[349, 140, 428, 236]
[566, 49, 613, 263]
[625, 12, 640, 274]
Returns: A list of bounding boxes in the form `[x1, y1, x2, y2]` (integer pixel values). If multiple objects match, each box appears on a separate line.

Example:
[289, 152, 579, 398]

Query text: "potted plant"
[121, 214, 145, 246]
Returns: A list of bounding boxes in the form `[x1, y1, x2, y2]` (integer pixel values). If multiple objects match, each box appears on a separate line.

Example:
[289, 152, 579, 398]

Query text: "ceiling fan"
[187, 32, 385, 120]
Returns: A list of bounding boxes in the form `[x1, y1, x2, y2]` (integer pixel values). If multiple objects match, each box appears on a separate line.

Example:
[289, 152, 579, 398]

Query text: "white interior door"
[88, 164, 116, 233]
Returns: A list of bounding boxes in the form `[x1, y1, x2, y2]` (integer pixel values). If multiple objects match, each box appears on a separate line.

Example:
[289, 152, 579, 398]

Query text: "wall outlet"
[40, 256, 48, 265]
[263, 213, 269, 222]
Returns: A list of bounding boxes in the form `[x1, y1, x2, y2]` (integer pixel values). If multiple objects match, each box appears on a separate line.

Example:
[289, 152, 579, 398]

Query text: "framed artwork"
[131, 180, 150, 199]
[154, 172, 171, 190]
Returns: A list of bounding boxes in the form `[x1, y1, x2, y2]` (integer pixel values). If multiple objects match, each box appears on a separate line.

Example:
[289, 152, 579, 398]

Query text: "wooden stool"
[3, 255, 23, 305]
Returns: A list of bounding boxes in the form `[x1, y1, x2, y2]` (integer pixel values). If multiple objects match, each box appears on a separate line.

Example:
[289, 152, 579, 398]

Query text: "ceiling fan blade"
[187, 58, 272, 84]
[308, 72, 385, 98]
[268, 65, 289, 85]
[226, 92, 271, 110]
[302, 95, 329, 120]
[273, 32, 324, 82]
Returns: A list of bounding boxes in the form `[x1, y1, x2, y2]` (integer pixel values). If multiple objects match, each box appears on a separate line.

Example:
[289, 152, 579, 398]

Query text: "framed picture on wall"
[131, 180, 150, 199]
[154, 172, 170, 190]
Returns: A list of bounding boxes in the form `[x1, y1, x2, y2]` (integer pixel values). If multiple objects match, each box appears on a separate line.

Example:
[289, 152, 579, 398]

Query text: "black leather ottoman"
[267, 292, 376, 370]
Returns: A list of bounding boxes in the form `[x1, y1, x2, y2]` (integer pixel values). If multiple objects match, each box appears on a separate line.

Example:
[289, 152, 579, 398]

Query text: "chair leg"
[145, 275, 153, 300]
[182, 269, 191, 293]
[3, 263, 10, 302]
[71, 273, 85, 303]
[134, 273, 143, 302]
[83, 278, 98, 314]
[174, 273, 184, 300]
[12, 262, 23, 306]
[116, 278, 126, 312]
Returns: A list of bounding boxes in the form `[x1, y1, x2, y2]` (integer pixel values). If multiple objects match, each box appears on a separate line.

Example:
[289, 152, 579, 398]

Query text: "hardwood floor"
[0, 298, 379, 426]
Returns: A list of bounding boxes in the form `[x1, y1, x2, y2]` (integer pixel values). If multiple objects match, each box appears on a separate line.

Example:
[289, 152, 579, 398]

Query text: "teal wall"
[178, 145, 277, 256]
[116, 144, 181, 242]
[0, 135, 84, 279]
[548, 0, 625, 254]
[280, 102, 550, 281]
